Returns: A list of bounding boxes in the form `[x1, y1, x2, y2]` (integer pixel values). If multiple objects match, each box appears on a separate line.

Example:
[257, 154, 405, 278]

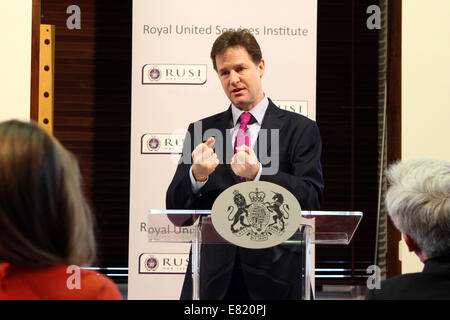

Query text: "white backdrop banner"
[129, 0, 318, 299]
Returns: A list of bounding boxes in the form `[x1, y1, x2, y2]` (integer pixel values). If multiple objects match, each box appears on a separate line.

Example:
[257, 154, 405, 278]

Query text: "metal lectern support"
[192, 223, 201, 301]
[304, 225, 311, 300]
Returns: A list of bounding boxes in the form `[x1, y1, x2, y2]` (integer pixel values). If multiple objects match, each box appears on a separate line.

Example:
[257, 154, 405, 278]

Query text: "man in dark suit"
[166, 29, 324, 299]
[366, 158, 450, 300]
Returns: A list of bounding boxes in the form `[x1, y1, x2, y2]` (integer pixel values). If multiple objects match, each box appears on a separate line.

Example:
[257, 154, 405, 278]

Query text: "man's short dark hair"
[210, 29, 262, 71]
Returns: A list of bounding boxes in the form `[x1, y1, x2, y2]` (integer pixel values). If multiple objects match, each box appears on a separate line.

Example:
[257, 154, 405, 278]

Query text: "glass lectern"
[147, 210, 362, 300]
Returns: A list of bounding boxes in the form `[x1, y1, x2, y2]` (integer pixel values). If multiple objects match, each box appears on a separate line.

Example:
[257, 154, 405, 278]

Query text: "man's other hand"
[191, 137, 219, 182]
[231, 145, 260, 180]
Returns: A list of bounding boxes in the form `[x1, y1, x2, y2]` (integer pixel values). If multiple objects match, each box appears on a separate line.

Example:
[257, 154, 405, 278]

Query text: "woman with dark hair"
[0, 120, 122, 299]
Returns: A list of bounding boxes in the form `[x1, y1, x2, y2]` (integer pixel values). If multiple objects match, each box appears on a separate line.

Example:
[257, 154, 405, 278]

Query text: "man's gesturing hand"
[192, 137, 219, 182]
[231, 145, 260, 180]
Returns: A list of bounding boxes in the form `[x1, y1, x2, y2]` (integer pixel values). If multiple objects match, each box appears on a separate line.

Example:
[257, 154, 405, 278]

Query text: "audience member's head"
[385, 158, 450, 261]
[0, 120, 96, 268]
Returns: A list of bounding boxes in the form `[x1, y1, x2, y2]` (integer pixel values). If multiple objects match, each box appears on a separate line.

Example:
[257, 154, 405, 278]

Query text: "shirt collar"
[231, 95, 269, 127]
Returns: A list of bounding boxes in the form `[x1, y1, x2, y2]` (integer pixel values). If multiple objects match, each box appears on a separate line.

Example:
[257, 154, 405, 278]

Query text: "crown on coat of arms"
[249, 188, 265, 202]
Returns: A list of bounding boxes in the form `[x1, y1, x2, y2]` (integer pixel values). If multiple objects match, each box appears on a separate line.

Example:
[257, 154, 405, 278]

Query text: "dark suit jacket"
[166, 98, 324, 299]
[366, 255, 450, 300]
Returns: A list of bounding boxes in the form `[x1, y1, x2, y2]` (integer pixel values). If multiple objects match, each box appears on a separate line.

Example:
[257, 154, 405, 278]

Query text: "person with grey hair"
[366, 158, 450, 300]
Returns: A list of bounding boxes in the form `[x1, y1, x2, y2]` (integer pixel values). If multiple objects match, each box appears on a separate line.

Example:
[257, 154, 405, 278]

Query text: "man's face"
[215, 46, 265, 111]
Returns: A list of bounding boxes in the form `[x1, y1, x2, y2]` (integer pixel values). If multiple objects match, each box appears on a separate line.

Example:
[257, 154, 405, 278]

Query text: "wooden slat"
[30, 0, 41, 120]
[386, 0, 402, 278]
[38, 24, 55, 134]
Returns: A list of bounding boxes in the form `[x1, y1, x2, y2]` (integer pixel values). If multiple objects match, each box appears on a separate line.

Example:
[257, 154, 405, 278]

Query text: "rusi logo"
[141, 133, 185, 154]
[147, 67, 162, 81]
[145, 256, 158, 271]
[142, 64, 207, 85]
[139, 253, 189, 274]
[273, 100, 308, 117]
[212, 181, 304, 249]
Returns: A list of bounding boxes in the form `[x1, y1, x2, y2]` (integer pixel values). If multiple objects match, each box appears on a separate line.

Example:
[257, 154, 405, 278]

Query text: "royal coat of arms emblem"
[211, 181, 304, 249]
[227, 188, 290, 241]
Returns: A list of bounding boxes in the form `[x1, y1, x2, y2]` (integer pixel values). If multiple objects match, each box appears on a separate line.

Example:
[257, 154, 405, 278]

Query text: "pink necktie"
[235, 112, 252, 181]
[235, 112, 252, 152]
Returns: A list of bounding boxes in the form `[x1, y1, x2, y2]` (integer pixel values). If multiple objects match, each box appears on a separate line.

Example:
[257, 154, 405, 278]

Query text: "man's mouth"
[232, 88, 245, 94]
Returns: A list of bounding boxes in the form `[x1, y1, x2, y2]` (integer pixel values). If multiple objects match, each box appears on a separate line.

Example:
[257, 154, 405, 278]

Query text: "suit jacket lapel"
[256, 99, 284, 161]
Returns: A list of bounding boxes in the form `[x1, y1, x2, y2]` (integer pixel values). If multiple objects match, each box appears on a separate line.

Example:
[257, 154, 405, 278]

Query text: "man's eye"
[221, 71, 229, 76]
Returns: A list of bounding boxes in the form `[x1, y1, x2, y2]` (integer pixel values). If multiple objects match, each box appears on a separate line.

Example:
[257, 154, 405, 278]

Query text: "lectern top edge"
[148, 209, 363, 217]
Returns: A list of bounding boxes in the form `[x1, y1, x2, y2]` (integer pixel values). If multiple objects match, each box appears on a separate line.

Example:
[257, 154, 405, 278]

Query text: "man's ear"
[402, 232, 429, 262]
[258, 59, 265, 78]
[402, 232, 418, 252]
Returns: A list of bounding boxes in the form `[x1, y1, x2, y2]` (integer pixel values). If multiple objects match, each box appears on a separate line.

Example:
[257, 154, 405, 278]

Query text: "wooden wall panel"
[41, 0, 132, 268]
[386, 0, 402, 279]
[315, 0, 380, 284]
[30, 0, 41, 120]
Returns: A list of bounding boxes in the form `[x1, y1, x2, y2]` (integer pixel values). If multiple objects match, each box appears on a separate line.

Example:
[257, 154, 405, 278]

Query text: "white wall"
[401, 0, 450, 273]
[0, 1, 33, 122]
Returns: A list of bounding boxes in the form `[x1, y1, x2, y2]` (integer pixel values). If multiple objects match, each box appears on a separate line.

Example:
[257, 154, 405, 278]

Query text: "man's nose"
[229, 70, 240, 86]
